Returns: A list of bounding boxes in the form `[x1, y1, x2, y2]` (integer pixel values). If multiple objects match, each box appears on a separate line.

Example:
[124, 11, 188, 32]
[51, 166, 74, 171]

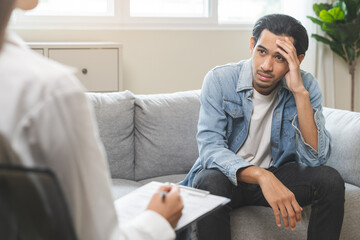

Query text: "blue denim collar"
[236, 58, 290, 93]
[236, 59, 253, 92]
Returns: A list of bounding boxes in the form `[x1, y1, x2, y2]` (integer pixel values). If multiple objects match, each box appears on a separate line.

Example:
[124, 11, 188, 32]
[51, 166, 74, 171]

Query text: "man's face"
[250, 29, 294, 95]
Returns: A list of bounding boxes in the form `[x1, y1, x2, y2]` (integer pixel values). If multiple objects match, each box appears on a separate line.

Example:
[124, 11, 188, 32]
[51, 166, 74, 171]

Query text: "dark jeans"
[193, 163, 345, 240]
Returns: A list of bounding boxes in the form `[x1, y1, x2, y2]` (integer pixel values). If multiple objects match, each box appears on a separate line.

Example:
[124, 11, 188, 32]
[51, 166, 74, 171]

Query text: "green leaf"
[321, 23, 340, 41]
[328, 7, 345, 20]
[322, 22, 360, 44]
[329, 43, 347, 62]
[311, 34, 332, 45]
[313, 3, 332, 16]
[343, 0, 360, 21]
[311, 32, 344, 60]
[333, 1, 348, 18]
[347, 46, 355, 61]
[320, 10, 334, 23]
[310, 0, 360, 63]
[307, 16, 323, 26]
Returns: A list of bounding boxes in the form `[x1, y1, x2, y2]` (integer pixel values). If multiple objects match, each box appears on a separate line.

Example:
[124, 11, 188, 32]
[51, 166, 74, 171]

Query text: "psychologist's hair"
[0, 0, 16, 50]
[252, 14, 309, 56]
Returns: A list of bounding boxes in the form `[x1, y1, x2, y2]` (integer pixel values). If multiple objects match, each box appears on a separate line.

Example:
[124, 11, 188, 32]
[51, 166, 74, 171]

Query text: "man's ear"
[298, 54, 305, 64]
[250, 37, 255, 54]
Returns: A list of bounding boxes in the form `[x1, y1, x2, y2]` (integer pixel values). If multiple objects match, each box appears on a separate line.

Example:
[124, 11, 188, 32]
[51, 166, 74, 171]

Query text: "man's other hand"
[237, 166, 303, 230]
[258, 170, 303, 230]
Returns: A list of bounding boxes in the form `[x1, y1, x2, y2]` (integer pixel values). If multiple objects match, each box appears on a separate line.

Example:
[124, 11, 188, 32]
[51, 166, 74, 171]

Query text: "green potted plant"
[307, 0, 360, 111]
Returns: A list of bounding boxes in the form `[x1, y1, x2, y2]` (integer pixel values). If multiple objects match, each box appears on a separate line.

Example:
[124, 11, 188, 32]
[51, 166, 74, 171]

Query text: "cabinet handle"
[82, 68, 88, 75]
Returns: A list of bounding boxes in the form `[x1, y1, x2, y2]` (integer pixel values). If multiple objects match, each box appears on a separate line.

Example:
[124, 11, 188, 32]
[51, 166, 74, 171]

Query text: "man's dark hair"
[252, 14, 309, 56]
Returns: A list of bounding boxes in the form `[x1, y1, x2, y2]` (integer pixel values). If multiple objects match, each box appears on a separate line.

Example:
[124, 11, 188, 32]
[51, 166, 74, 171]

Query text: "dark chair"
[0, 132, 77, 240]
[0, 165, 77, 240]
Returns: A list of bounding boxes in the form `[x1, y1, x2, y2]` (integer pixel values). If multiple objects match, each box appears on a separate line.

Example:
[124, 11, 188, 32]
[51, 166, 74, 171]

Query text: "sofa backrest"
[134, 90, 201, 180]
[87, 90, 201, 181]
[323, 107, 360, 187]
[87, 91, 359, 186]
[86, 91, 135, 180]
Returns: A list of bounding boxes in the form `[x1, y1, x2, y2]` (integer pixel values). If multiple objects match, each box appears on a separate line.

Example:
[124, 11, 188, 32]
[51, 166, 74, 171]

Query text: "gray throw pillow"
[134, 90, 201, 180]
[86, 91, 135, 180]
[324, 107, 360, 187]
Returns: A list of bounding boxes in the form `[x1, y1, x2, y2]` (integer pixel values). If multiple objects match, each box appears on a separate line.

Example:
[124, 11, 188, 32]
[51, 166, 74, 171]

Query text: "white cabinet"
[27, 42, 122, 92]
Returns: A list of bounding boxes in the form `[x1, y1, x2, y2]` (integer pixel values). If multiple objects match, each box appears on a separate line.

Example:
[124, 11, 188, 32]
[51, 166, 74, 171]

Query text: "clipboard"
[114, 181, 230, 232]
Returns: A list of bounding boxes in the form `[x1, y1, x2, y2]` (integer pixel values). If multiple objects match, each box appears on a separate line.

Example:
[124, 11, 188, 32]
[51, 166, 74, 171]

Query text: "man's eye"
[276, 55, 285, 61]
[258, 49, 266, 55]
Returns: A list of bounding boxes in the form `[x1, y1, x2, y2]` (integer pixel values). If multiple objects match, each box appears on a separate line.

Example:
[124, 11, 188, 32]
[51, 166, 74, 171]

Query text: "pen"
[160, 191, 167, 202]
[171, 183, 210, 196]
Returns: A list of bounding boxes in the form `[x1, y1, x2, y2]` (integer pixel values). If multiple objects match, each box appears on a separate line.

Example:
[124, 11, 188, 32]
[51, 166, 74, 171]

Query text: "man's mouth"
[256, 70, 274, 81]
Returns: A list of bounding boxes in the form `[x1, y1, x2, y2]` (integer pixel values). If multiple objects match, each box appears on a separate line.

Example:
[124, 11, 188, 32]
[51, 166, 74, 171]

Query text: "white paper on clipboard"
[114, 181, 230, 232]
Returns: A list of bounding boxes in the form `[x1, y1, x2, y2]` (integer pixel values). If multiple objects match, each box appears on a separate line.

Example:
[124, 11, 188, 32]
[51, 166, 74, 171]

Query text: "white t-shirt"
[236, 87, 279, 168]
[0, 32, 175, 240]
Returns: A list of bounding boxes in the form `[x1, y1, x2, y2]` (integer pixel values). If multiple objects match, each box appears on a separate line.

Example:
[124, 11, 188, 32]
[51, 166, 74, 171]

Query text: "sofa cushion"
[111, 179, 142, 200]
[86, 91, 135, 180]
[323, 107, 360, 187]
[340, 183, 360, 239]
[134, 90, 201, 180]
[230, 205, 308, 240]
[138, 174, 187, 186]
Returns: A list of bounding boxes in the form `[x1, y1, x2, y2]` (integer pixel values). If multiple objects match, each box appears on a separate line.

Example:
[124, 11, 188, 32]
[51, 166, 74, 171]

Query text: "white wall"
[14, 29, 359, 111]
[333, 54, 360, 112]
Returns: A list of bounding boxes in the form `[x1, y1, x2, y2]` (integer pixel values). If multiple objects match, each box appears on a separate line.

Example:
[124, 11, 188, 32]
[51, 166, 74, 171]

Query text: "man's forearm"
[293, 90, 318, 152]
[236, 165, 270, 184]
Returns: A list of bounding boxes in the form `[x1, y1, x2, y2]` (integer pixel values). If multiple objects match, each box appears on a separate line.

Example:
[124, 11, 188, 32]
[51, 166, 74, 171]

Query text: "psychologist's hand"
[259, 171, 303, 231]
[147, 185, 184, 228]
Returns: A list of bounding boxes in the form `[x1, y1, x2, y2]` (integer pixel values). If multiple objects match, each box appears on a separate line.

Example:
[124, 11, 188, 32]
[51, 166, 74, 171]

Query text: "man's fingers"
[276, 38, 295, 53]
[292, 200, 303, 223]
[276, 39, 298, 64]
[271, 204, 282, 227]
[284, 202, 296, 230]
[279, 204, 290, 229]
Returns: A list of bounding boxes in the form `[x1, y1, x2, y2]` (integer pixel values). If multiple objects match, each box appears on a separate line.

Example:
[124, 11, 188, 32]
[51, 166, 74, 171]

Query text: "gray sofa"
[86, 90, 360, 240]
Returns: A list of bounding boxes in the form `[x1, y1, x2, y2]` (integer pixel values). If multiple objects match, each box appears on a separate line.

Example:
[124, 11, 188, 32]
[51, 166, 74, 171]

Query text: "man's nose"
[261, 57, 273, 72]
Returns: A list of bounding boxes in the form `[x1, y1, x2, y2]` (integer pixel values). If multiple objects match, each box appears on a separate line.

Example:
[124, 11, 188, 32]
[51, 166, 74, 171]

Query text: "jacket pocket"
[281, 108, 296, 140]
[282, 107, 296, 121]
[222, 99, 244, 139]
[222, 99, 244, 118]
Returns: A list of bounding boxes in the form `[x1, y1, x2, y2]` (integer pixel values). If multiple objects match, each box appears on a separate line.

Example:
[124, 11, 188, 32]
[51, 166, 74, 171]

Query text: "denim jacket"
[180, 59, 331, 187]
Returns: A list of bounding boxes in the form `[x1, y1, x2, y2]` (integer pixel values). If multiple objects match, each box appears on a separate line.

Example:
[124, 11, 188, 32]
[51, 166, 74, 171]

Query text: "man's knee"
[314, 166, 345, 201]
[193, 169, 233, 197]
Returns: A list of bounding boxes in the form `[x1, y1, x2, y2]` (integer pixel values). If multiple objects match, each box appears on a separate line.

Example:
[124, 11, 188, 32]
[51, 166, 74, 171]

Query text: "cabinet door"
[32, 49, 45, 56]
[49, 49, 119, 92]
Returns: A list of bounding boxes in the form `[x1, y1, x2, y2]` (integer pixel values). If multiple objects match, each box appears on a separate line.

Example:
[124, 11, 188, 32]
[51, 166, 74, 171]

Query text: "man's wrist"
[292, 87, 308, 98]
[237, 166, 271, 185]
[257, 169, 273, 186]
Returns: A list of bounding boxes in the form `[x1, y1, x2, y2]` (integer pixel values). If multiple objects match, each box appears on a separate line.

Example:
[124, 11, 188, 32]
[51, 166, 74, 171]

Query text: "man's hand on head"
[276, 37, 307, 96]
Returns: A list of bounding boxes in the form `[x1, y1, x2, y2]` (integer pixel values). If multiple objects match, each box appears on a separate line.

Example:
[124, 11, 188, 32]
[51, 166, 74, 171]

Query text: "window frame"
[10, 0, 282, 30]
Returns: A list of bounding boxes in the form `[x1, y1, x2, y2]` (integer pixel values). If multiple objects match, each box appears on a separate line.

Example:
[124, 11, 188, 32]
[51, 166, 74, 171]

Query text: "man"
[181, 14, 344, 240]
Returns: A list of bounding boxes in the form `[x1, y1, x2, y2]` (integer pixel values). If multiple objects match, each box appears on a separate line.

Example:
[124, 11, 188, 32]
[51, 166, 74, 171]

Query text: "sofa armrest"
[323, 107, 360, 187]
